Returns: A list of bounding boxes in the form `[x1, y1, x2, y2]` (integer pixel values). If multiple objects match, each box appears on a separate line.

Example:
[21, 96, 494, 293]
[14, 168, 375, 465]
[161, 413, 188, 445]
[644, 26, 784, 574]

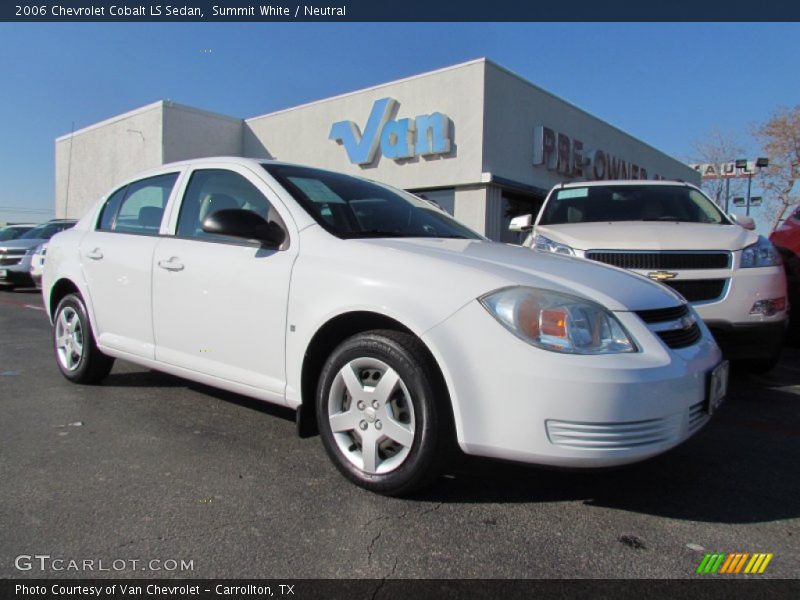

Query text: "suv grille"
[0, 248, 26, 266]
[586, 251, 730, 270]
[663, 279, 727, 303]
[635, 304, 702, 349]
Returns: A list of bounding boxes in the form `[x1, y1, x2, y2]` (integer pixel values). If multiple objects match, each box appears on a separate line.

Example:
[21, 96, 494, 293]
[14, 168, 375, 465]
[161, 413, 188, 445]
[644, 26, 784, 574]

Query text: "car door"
[80, 172, 181, 359]
[151, 164, 296, 402]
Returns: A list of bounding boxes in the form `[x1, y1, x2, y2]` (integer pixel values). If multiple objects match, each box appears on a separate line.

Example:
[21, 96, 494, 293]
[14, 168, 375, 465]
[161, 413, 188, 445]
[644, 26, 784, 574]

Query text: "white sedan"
[43, 157, 725, 495]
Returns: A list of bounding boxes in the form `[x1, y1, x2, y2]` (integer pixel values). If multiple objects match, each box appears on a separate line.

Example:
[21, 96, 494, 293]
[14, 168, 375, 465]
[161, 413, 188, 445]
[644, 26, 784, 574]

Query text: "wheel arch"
[298, 311, 455, 439]
[49, 278, 82, 320]
[48, 278, 98, 337]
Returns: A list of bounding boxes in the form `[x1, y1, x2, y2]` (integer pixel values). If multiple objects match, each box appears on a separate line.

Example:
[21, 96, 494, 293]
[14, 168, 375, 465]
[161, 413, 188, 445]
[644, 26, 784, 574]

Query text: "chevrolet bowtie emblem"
[648, 271, 678, 282]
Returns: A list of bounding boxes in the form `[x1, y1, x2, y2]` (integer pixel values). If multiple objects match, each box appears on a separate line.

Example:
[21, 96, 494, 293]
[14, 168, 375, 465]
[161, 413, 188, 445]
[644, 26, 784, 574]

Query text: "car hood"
[0, 238, 45, 251]
[353, 237, 684, 312]
[536, 221, 758, 252]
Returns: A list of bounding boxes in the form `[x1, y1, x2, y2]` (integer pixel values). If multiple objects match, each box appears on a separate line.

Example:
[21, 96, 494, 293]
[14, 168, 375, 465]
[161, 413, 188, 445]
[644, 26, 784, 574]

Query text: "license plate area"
[705, 360, 729, 416]
[0, 269, 7, 279]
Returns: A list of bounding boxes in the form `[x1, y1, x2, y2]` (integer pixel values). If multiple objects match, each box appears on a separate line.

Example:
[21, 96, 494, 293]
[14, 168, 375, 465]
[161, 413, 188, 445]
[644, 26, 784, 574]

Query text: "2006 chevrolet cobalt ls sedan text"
[42, 158, 726, 495]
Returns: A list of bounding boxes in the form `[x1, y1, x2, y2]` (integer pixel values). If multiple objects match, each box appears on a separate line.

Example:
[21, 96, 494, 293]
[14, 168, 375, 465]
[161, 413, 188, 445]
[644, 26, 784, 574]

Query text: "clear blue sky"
[0, 22, 798, 224]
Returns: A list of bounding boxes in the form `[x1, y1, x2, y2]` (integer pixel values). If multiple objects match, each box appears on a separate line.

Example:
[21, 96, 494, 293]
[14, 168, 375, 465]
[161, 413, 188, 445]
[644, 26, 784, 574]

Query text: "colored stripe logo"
[696, 552, 773, 574]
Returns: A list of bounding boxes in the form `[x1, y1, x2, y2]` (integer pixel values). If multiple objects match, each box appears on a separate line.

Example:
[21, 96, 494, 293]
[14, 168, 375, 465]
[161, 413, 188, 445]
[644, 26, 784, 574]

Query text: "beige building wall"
[55, 102, 244, 219]
[55, 102, 165, 218]
[481, 61, 700, 189]
[162, 103, 243, 163]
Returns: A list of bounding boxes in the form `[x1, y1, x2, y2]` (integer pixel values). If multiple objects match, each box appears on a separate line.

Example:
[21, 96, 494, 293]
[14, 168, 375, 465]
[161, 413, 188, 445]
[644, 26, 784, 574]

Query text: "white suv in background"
[513, 180, 787, 372]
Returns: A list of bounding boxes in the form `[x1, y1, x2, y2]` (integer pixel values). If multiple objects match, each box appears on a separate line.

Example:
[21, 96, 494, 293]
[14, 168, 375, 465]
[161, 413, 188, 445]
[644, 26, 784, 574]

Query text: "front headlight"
[480, 287, 637, 354]
[533, 234, 575, 256]
[741, 236, 782, 268]
[25, 244, 42, 256]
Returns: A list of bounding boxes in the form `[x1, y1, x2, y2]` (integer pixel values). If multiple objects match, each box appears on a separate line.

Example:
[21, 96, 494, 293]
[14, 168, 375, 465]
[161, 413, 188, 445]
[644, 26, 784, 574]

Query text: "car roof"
[557, 179, 695, 189]
[108, 157, 390, 194]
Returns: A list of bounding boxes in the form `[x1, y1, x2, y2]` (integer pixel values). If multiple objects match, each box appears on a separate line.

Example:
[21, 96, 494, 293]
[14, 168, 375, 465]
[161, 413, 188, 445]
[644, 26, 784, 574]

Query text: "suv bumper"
[0, 266, 34, 287]
[705, 320, 788, 361]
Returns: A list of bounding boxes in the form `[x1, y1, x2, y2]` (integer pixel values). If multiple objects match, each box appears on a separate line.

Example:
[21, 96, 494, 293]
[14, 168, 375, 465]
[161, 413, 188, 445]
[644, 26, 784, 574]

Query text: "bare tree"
[689, 127, 746, 209]
[753, 105, 800, 232]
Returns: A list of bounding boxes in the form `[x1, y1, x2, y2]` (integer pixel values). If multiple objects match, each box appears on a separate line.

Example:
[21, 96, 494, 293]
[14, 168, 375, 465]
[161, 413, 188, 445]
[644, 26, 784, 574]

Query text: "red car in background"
[770, 205, 800, 341]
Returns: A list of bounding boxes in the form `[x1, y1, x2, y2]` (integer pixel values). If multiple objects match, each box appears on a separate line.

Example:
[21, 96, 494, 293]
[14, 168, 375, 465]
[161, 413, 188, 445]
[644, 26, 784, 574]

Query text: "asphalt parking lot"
[1, 287, 799, 579]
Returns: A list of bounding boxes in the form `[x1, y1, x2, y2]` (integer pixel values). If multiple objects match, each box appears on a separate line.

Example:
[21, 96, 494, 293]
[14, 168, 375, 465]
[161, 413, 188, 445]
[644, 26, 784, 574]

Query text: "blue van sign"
[329, 98, 451, 166]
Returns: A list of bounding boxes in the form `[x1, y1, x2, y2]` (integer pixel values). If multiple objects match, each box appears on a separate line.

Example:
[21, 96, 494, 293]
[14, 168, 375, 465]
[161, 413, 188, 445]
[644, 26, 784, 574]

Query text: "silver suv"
[0, 219, 76, 289]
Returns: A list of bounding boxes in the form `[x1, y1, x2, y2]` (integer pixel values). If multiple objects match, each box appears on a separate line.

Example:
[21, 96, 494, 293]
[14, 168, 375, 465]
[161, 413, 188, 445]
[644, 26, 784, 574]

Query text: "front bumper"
[423, 300, 722, 468]
[0, 261, 34, 287]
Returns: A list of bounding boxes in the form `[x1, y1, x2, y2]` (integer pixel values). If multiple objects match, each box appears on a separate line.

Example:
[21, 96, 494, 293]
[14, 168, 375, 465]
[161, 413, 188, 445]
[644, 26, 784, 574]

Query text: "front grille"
[656, 324, 703, 349]
[635, 304, 689, 324]
[664, 279, 727, 303]
[546, 417, 678, 450]
[585, 251, 730, 270]
[635, 303, 702, 349]
[0, 257, 22, 266]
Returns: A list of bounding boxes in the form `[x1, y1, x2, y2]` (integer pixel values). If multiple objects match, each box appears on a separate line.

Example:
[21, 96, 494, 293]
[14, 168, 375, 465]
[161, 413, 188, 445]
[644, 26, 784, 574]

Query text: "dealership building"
[54, 58, 698, 241]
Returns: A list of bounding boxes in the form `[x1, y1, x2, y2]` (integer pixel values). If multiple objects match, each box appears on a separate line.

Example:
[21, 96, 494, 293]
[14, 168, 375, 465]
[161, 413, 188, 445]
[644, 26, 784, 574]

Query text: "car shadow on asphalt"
[99, 359, 800, 526]
[101, 369, 298, 422]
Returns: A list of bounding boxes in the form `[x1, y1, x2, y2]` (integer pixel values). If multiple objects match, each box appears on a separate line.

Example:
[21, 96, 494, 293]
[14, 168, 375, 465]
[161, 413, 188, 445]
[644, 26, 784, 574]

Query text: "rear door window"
[112, 173, 179, 235]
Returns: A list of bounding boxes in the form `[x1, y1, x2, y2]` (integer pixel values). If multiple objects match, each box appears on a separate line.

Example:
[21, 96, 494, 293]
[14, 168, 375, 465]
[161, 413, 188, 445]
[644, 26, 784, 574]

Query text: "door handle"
[157, 257, 185, 272]
[86, 248, 103, 260]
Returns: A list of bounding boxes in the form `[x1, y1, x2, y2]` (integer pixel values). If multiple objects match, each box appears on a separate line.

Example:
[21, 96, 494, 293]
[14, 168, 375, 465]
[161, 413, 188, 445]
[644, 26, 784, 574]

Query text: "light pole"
[735, 157, 769, 217]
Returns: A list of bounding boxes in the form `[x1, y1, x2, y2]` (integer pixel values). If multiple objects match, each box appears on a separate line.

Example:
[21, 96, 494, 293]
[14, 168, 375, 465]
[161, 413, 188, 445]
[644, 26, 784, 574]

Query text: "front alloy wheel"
[316, 330, 451, 495]
[327, 357, 416, 475]
[55, 305, 85, 372]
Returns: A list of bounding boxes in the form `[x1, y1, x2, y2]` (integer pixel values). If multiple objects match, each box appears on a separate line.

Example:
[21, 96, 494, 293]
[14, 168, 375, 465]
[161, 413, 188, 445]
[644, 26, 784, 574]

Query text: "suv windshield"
[539, 184, 727, 226]
[0, 226, 32, 241]
[263, 164, 480, 240]
[19, 222, 74, 240]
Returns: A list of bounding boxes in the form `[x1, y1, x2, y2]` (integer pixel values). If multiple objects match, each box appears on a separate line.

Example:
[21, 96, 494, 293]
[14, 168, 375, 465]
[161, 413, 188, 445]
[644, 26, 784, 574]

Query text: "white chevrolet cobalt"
[43, 158, 725, 495]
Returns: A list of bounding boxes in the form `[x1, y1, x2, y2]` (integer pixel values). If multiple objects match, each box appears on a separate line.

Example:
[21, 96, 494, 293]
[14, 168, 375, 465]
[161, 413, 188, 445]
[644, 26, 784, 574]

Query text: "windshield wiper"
[346, 230, 407, 238]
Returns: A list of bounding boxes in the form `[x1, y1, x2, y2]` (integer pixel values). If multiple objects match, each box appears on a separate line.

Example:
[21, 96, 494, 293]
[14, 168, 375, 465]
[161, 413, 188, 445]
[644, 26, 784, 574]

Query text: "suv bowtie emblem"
[648, 271, 678, 282]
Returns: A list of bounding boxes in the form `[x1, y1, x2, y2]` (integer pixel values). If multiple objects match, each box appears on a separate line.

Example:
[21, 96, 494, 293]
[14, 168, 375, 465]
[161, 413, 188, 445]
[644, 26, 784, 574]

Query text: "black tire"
[53, 293, 114, 384]
[316, 329, 451, 496]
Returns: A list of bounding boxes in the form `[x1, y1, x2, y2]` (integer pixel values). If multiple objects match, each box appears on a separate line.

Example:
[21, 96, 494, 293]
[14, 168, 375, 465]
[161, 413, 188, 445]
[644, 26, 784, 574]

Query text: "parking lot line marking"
[24, 304, 44, 311]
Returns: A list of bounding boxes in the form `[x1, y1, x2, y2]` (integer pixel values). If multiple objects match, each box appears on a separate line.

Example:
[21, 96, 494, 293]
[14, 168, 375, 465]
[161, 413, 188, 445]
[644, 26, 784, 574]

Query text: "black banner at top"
[2, 0, 800, 22]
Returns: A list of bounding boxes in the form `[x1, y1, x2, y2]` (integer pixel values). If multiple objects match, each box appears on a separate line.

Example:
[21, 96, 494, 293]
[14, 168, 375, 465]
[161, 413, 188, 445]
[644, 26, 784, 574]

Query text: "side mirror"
[202, 209, 286, 247]
[509, 214, 533, 232]
[730, 214, 756, 231]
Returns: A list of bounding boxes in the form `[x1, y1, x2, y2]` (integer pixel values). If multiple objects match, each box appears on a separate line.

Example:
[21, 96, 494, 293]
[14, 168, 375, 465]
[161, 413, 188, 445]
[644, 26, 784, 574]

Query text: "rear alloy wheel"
[316, 330, 450, 495]
[54, 293, 114, 384]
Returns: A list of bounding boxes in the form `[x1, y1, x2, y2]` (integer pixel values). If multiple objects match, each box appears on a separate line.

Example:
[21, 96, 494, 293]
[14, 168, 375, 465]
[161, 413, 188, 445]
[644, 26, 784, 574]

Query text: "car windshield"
[19, 222, 73, 240]
[0, 226, 32, 241]
[539, 184, 728, 226]
[263, 164, 480, 240]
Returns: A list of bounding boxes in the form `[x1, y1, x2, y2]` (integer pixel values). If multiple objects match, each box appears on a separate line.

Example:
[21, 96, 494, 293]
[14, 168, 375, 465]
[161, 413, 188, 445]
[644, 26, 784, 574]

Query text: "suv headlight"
[533, 234, 575, 256]
[480, 287, 637, 354]
[741, 236, 782, 268]
[25, 244, 41, 256]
